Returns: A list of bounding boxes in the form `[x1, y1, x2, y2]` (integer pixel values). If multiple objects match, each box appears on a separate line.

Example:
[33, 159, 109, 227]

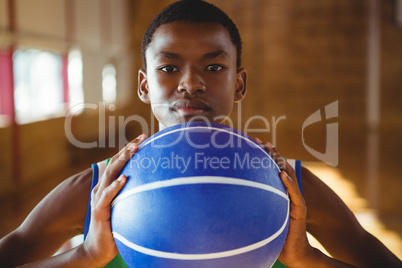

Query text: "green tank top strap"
[272, 259, 288, 267]
[105, 254, 128, 268]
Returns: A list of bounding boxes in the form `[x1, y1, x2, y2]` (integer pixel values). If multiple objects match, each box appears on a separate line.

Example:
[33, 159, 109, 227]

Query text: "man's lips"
[172, 99, 210, 115]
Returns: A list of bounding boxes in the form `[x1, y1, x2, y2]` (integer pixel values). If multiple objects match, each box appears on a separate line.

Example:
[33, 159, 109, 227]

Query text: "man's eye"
[160, 66, 178, 72]
[205, 64, 224, 72]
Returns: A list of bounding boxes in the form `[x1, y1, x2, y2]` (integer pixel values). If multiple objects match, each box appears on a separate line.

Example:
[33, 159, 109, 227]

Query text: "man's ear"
[234, 68, 247, 103]
[138, 69, 150, 104]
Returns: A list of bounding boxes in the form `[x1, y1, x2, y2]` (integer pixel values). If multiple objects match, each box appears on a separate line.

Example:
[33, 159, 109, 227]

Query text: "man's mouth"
[173, 99, 210, 115]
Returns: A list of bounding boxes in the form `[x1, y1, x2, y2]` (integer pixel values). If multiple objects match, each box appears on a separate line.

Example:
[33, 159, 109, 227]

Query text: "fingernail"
[266, 142, 274, 149]
[255, 137, 263, 144]
[132, 135, 142, 143]
[282, 171, 292, 181]
[126, 143, 138, 151]
[117, 175, 126, 182]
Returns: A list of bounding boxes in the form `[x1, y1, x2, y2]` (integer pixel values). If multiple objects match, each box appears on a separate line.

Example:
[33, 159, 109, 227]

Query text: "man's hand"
[81, 134, 147, 266]
[255, 139, 312, 266]
[255, 138, 358, 268]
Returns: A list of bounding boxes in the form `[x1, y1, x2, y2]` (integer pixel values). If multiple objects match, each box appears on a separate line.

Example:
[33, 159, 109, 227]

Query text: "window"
[68, 49, 84, 108]
[102, 64, 117, 104]
[13, 49, 63, 123]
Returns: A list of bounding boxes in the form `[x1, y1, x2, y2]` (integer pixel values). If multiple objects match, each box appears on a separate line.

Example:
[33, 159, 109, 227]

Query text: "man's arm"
[0, 134, 147, 268]
[302, 167, 401, 267]
[0, 168, 93, 267]
[16, 173, 131, 268]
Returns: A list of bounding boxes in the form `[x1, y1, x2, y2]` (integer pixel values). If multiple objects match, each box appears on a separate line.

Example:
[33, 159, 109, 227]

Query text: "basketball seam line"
[138, 126, 281, 172]
[111, 176, 289, 206]
[112, 199, 289, 260]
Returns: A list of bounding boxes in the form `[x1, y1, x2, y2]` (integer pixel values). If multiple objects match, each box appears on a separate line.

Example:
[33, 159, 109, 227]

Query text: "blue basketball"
[111, 122, 289, 268]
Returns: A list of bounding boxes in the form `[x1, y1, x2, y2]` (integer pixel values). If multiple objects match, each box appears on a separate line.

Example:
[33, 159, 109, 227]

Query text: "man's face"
[138, 22, 247, 129]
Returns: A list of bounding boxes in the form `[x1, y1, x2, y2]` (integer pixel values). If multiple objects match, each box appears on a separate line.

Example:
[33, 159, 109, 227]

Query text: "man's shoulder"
[300, 165, 324, 192]
[38, 167, 94, 228]
[57, 167, 93, 195]
[299, 165, 341, 205]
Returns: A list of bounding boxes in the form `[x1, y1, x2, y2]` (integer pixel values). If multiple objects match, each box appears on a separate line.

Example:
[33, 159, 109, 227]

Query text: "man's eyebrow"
[155, 51, 181, 60]
[203, 50, 229, 59]
[154, 50, 229, 60]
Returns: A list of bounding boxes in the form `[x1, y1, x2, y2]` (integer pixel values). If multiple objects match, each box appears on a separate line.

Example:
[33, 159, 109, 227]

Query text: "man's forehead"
[146, 22, 235, 59]
[154, 21, 230, 38]
[153, 50, 231, 61]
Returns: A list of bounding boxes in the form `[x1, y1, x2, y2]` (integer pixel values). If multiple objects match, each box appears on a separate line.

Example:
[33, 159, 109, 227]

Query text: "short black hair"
[141, 0, 242, 70]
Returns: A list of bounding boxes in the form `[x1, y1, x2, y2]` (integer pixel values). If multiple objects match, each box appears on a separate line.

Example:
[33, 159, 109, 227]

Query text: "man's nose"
[177, 68, 206, 94]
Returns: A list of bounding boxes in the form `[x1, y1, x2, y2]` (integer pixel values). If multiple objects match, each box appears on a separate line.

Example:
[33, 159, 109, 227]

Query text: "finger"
[99, 134, 147, 190]
[254, 139, 279, 164]
[280, 171, 307, 218]
[92, 184, 99, 196]
[264, 142, 287, 169]
[97, 175, 127, 212]
[255, 138, 296, 181]
[254, 137, 263, 145]
[109, 134, 147, 165]
[264, 142, 298, 181]
[254, 138, 302, 192]
[255, 139, 292, 173]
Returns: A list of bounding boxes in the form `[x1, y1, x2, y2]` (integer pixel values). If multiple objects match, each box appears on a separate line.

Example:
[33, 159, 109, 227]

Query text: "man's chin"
[159, 114, 228, 130]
